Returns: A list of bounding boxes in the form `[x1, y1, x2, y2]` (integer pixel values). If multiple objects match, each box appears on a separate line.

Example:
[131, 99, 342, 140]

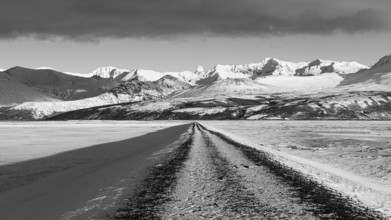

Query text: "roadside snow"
[202, 121, 391, 216]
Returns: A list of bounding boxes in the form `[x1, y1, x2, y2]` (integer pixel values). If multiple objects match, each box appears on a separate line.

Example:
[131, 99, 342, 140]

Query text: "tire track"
[202, 126, 317, 219]
[114, 124, 195, 220]
[200, 125, 267, 219]
[162, 123, 266, 219]
[199, 123, 387, 220]
[113, 122, 387, 219]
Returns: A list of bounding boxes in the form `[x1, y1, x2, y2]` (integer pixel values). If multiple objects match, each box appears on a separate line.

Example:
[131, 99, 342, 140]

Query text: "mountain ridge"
[1, 54, 390, 120]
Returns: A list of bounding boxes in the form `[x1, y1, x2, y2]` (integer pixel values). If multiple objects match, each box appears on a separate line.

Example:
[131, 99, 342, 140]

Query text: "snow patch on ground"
[202, 121, 391, 216]
[255, 73, 344, 93]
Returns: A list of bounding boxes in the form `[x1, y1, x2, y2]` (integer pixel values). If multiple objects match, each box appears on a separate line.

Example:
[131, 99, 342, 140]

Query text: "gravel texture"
[114, 122, 388, 219]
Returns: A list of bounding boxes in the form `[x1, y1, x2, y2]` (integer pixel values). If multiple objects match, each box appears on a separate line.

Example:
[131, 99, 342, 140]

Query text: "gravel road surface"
[116, 123, 387, 219]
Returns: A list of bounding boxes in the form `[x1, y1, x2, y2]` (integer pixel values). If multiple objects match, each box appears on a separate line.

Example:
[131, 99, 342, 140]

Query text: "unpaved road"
[116, 123, 387, 220]
[0, 122, 388, 220]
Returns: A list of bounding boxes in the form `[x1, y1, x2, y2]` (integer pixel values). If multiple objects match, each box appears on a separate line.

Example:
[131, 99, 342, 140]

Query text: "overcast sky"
[0, 0, 390, 73]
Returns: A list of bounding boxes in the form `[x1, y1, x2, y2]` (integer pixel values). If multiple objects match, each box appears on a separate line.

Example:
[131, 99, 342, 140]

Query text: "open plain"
[0, 121, 390, 219]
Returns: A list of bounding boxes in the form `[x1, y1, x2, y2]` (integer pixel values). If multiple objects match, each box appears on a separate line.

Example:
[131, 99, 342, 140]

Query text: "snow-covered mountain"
[254, 58, 307, 77]
[116, 67, 205, 85]
[180, 58, 365, 95]
[11, 92, 136, 119]
[91, 66, 131, 78]
[296, 59, 368, 76]
[36, 67, 56, 70]
[176, 78, 276, 98]
[201, 58, 367, 83]
[1, 55, 389, 120]
[0, 65, 200, 107]
[155, 75, 191, 92]
[255, 73, 345, 93]
[166, 69, 205, 85]
[123, 69, 167, 82]
[9, 76, 191, 118]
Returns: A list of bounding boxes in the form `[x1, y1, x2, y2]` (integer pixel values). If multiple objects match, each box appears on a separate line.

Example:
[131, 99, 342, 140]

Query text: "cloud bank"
[0, 0, 390, 40]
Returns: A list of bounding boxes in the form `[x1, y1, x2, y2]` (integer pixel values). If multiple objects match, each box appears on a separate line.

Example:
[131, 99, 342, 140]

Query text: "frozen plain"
[0, 121, 186, 165]
[205, 120, 391, 215]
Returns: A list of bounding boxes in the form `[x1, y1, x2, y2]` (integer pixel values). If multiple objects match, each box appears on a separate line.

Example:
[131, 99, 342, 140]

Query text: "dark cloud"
[0, 0, 390, 40]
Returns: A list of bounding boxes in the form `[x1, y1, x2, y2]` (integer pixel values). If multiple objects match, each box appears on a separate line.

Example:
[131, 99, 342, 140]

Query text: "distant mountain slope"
[165, 69, 205, 85]
[115, 68, 204, 85]
[8, 77, 191, 119]
[339, 55, 391, 91]
[255, 73, 345, 93]
[175, 78, 275, 98]
[111, 76, 190, 98]
[180, 72, 345, 97]
[200, 58, 367, 84]
[48, 91, 391, 120]
[124, 69, 167, 82]
[0, 71, 59, 106]
[5, 67, 120, 101]
[154, 75, 191, 92]
[254, 58, 307, 77]
[0, 55, 387, 121]
[295, 59, 368, 76]
[91, 66, 131, 78]
[66, 66, 203, 84]
[10, 93, 136, 119]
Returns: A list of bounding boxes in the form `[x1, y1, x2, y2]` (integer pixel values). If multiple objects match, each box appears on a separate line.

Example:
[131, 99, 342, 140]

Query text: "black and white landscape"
[1, 0, 391, 219]
[1, 55, 391, 120]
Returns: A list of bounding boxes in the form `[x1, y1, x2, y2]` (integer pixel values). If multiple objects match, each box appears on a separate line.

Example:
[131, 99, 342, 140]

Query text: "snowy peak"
[166, 71, 203, 85]
[296, 59, 368, 76]
[331, 61, 369, 74]
[130, 69, 167, 82]
[118, 67, 205, 85]
[204, 63, 257, 81]
[199, 57, 368, 90]
[36, 67, 55, 70]
[155, 75, 191, 91]
[91, 66, 131, 79]
[206, 58, 306, 81]
[257, 58, 306, 77]
[195, 65, 205, 75]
